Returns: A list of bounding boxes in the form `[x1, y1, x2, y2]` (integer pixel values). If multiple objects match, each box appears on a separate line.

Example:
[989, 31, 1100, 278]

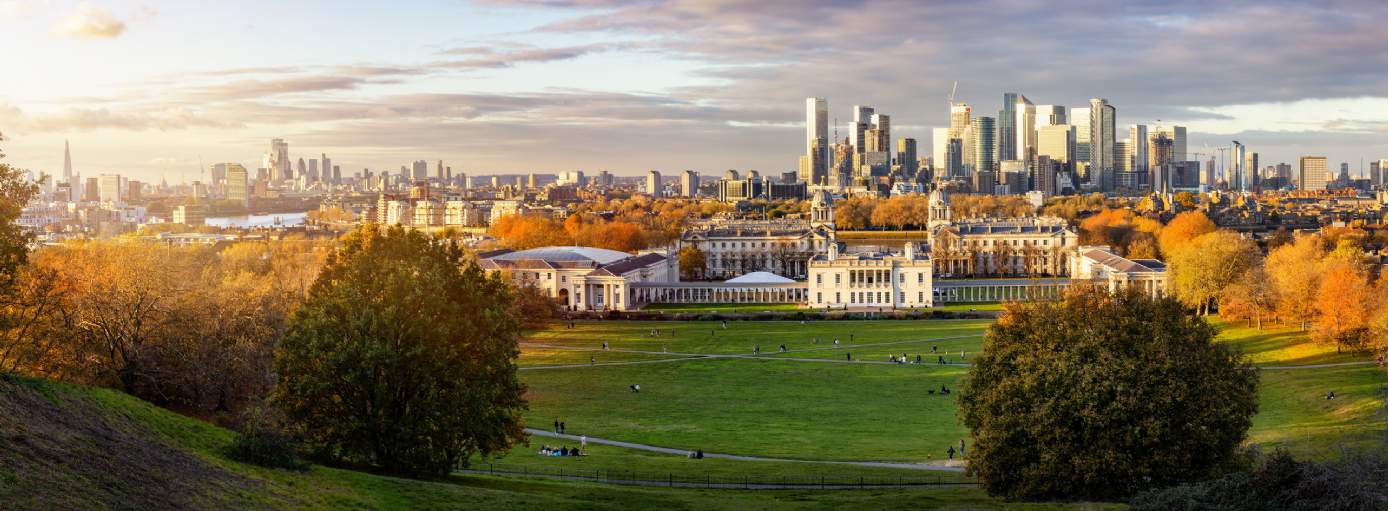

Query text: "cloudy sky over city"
[3, 0, 1387, 181]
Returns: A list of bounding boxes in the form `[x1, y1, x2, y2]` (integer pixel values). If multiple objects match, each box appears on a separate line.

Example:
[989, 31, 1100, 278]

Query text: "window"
[835, 273, 841, 284]
[816, 292, 822, 303]
[918, 292, 924, 302]
[561, 276, 567, 283]
[849, 293, 855, 304]
[816, 274, 822, 285]
[899, 292, 905, 303]
[917, 272, 924, 284]
[835, 292, 840, 303]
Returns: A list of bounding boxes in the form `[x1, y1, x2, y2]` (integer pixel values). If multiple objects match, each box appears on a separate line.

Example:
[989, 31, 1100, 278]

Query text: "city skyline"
[4, 0, 1388, 181]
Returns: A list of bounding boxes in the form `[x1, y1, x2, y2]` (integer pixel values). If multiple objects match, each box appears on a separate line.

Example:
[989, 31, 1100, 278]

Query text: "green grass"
[931, 302, 1006, 312]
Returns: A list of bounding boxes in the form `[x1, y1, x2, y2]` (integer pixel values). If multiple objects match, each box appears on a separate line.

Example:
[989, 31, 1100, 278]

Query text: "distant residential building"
[1299, 156, 1328, 191]
[98, 174, 122, 204]
[646, 170, 663, 198]
[225, 163, 249, 207]
[680, 170, 699, 197]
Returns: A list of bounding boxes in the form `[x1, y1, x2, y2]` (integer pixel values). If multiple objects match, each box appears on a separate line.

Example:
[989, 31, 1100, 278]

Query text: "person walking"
[959, 439, 966, 457]
[554, 419, 560, 434]
[560, 422, 566, 435]
[947, 446, 956, 460]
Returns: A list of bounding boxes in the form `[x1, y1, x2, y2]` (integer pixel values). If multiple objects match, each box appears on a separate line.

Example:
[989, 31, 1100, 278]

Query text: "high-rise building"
[1036, 105, 1067, 126]
[436, 160, 445, 180]
[226, 163, 249, 207]
[868, 113, 890, 155]
[1375, 159, 1388, 188]
[851, 105, 875, 154]
[1128, 125, 1148, 174]
[1230, 142, 1247, 192]
[932, 128, 951, 179]
[1152, 125, 1187, 162]
[970, 116, 996, 177]
[321, 154, 332, 183]
[269, 139, 290, 181]
[1148, 131, 1174, 169]
[1071, 107, 1091, 180]
[1087, 99, 1116, 189]
[1015, 95, 1036, 169]
[411, 160, 428, 181]
[680, 170, 699, 197]
[62, 139, 74, 185]
[998, 93, 1019, 162]
[1037, 124, 1075, 182]
[308, 159, 319, 182]
[646, 170, 663, 197]
[949, 103, 971, 140]
[896, 138, 918, 176]
[805, 97, 829, 184]
[98, 174, 122, 204]
[1299, 156, 1327, 191]
[1245, 152, 1259, 191]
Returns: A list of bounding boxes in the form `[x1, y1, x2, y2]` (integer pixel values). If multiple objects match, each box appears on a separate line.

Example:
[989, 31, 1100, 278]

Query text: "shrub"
[226, 406, 307, 471]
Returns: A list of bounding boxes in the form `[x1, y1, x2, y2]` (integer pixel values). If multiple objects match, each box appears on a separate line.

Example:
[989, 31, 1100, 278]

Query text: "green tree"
[959, 287, 1258, 501]
[274, 226, 526, 476]
[0, 133, 39, 294]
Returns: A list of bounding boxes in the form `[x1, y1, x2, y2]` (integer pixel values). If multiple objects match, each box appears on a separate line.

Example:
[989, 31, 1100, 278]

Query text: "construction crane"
[947, 81, 958, 111]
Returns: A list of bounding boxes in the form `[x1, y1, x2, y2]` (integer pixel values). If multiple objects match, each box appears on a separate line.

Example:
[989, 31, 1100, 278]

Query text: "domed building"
[679, 190, 836, 280]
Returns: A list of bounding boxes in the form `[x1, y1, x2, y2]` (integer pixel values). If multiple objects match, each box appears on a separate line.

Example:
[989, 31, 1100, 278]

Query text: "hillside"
[0, 375, 1117, 510]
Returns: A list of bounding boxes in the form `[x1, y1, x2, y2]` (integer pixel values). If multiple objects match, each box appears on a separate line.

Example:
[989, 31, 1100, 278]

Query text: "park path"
[1258, 360, 1377, 370]
[520, 333, 982, 371]
[523, 428, 965, 472]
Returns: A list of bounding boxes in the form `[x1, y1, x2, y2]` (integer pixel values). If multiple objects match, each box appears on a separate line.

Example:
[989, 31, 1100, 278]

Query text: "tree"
[959, 287, 1259, 501]
[678, 246, 707, 280]
[1312, 261, 1375, 351]
[1265, 236, 1325, 330]
[1158, 211, 1216, 258]
[0, 133, 39, 295]
[1168, 231, 1257, 315]
[1219, 265, 1276, 329]
[274, 226, 527, 476]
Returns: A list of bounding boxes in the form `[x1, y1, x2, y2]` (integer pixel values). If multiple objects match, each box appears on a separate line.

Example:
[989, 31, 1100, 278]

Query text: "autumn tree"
[1219, 265, 1276, 329]
[959, 286, 1258, 500]
[0, 134, 45, 373]
[1158, 211, 1216, 258]
[1311, 261, 1376, 350]
[490, 214, 571, 249]
[678, 246, 707, 280]
[1265, 235, 1325, 330]
[274, 226, 526, 476]
[1168, 231, 1257, 315]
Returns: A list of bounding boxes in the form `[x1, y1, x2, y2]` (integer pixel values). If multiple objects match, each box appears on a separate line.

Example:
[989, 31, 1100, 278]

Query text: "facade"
[1299, 156, 1328, 191]
[646, 170, 663, 198]
[98, 174, 122, 204]
[998, 92, 1018, 162]
[1088, 98, 1116, 189]
[925, 189, 1077, 277]
[807, 242, 933, 309]
[225, 163, 249, 207]
[680, 170, 699, 197]
[806, 97, 830, 185]
[681, 190, 836, 279]
[1071, 246, 1168, 298]
[1014, 94, 1036, 169]
[970, 116, 996, 177]
[479, 246, 677, 311]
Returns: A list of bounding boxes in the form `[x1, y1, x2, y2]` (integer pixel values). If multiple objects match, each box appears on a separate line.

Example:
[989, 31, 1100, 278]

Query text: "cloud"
[54, 2, 127, 39]
[434, 43, 623, 69]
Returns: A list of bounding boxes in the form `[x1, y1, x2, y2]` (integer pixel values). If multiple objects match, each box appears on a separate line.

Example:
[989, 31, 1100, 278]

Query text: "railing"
[460, 462, 978, 489]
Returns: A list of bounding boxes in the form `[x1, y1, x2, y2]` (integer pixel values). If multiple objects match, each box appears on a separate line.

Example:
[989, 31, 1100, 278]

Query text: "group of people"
[686, 449, 705, 459]
[946, 440, 966, 460]
[887, 353, 923, 365]
[539, 445, 585, 457]
[553, 419, 568, 435]
[928, 385, 952, 396]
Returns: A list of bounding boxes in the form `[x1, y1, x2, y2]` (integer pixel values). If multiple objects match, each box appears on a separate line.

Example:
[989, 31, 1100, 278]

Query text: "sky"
[2, 0, 1387, 183]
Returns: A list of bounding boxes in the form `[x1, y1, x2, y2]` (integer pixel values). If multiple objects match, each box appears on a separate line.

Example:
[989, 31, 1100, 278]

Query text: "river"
[205, 211, 309, 228]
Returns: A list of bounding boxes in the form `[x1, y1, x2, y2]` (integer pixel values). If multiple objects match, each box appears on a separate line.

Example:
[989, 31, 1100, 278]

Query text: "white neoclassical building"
[1071, 246, 1169, 298]
[925, 189, 1079, 278]
[807, 242, 934, 309]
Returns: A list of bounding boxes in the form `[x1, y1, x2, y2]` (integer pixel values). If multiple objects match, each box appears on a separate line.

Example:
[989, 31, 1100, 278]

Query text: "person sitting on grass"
[696, 449, 704, 459]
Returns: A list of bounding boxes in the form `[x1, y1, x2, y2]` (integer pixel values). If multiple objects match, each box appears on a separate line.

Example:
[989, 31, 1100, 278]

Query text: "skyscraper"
[998, 93, 1019, 162]
[1246, 152, 1259, 191]
[851, 105, 874, 154]
[949, 104, 971, 140]
[868, 113, 890, 155]
[98, 174, 122, 204]
[1036, 105, 1068, 126]
[1037, 124, 1075, 181]
[62, 140, 74, 185]
[226, 163, 249, 207]
[1152, 125, 1187, 162]
[1128, 125, 1148, 173]
[1088, 99, 1116, 190]
[896, 138, 918, 176]
[269, 139, 290, 181]
[680, 170, 699, 197]
[412, 160, 428, 181]
[1230, 142, 1246, 192]
[970, 116, 997, 178]
[932, 127, 952, 179]
[1071, 107, 1091, 180]
[322, 153, 333, 184]
[1015, 95, 1036, 169]
[647, 170, 663, 197]
[806, 98, 829, 184]
[1299, 156, 1327, 191]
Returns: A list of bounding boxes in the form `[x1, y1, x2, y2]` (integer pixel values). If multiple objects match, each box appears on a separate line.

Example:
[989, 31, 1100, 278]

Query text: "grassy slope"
[1, 375, 1113, 510]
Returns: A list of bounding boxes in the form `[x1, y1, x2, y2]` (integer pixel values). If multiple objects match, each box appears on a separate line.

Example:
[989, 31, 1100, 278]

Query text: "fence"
[461, 462, 978, 490]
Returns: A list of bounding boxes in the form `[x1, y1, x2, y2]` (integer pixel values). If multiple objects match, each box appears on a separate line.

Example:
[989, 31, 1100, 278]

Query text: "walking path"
[521, 333, 982, 370]
[455, 468, 967, 490]
[1259, 360, 1377, 370]
[524, 428, 965, 472]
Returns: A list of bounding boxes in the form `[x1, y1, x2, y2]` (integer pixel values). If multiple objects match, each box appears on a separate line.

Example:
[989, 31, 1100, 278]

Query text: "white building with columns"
[680, 189, 837, 280]
[807, 242, 934, 309]
[477, 246, 677, 311]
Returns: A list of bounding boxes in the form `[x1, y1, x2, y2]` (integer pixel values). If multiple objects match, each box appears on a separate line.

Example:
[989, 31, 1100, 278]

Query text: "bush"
[1129, 450, 1388, 511]
[226, 406, 307, 471]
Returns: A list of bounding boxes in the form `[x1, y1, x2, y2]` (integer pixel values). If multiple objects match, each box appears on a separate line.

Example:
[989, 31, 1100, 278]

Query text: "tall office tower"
[436, 160, 445, 180]
[1152, 125, 1187, 161]
[1071, 107, 1091, 180]
[868, 113, 891, 156]
[62, 140, 73, 184]
[949, 103, 971, 140]
[225, 163, 249, 207]
[269, 139, 290, 181]
[1205, 158, 1218, 189]
[527, 173, 538, 188]
[1148, 131, 1174, 169]
[308, 159, 319, 182]
[646, 170, 663, 197]
[1015, 95, 1036, 169]
[1339, 162, 1351, 186]
[1125, 125, 1148, 174]
[945, 139, 964, 179]
[332, 165, 341, 184]
[321, 154, 332, 183]
[931, 128, 951, 178]
[805, 97, 829, 182]
[896, 138, 918, 176]
[961, 123, 975, 174]
[1377, 159, 1388, 187]
[1371, 161, 1381, 188]
[850, 105, 875, 153]
[1036, 105, 1067, 126]
[1230, 142, 1246, 192]
[1245, 152, 1259, 191]
[209, 163, 226, 185]
[1037, 124, 1076, 183]
[970, 117, 997, 178]
[296, 158, 307, 183]
[680, 170, 699, 197]
[998, 93, 1019, 161]
[411, 160, 428, 181]
[1299, 156, 1327, 191]
[1116, 140, 1131, 172]
[98, 174, 122, 204]
[1088, 99, 1116, 189]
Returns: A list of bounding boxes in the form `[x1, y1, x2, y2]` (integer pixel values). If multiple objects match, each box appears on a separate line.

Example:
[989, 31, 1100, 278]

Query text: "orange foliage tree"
[1312, 261, 1376, 350]
[1157, 211, 1215, 258]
